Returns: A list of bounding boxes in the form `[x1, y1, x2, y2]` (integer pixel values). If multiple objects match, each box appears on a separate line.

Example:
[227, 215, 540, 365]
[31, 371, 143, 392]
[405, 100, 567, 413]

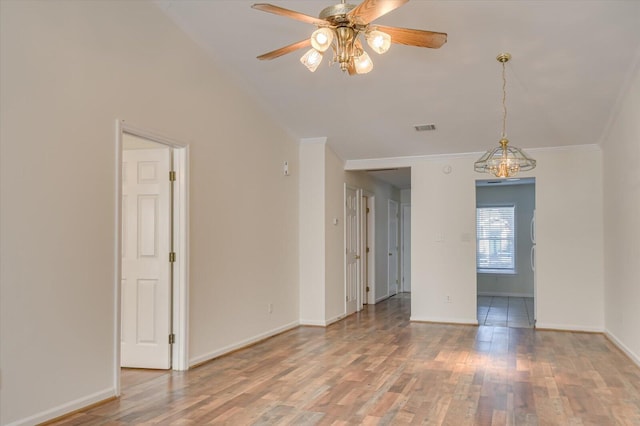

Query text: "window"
[476, 206, 515, 273]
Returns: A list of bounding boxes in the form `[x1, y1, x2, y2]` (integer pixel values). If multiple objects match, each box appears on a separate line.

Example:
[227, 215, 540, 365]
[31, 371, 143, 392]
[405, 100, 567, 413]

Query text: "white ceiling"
[156, 0, 640, 163]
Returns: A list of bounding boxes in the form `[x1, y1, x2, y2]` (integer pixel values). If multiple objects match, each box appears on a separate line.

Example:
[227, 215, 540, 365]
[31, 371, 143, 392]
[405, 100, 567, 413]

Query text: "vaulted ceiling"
[156, 1, 640, 162]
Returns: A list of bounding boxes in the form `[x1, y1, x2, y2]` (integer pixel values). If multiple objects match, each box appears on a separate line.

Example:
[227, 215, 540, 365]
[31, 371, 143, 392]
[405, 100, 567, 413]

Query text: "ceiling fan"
[252, 0, 447, 75]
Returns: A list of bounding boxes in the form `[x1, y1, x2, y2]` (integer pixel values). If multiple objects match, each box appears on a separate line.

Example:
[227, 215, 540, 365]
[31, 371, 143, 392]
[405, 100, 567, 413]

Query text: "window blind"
[476, 206, 515, 272]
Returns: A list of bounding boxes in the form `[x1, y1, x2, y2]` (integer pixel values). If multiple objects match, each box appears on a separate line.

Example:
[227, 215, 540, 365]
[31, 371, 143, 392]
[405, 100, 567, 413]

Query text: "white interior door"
[388, 200, 399, 297]
[402, 204, 411, 292]
[345, 186, 359, 315]
[121, 147, 172, 369]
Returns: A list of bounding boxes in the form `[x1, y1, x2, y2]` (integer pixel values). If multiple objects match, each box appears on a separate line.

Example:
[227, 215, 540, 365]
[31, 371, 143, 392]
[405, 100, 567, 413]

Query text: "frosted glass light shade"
[366, 30, 391, 54]
[300, 49, 323, 72]
[354, 51, 373, 74]
[311, 28, 334, 52]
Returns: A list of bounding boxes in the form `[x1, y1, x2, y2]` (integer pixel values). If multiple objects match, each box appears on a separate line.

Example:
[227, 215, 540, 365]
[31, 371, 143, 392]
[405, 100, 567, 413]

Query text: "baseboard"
[410, 316, 478, 325]
[375, 294, 392, 303]
[189, 320, 299, 367]
[299, 319, 327, 326]
[299, 312, 347, 327]
[477, 291, 534, 298]
[325, 313, 347, 326]
[605, 330, 640, 369]
[5, 388, 115, 426]
[534, 322, 604, 333]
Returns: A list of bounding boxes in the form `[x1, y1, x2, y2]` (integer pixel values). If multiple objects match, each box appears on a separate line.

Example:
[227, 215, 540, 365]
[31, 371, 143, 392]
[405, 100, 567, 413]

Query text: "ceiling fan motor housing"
[319, 3, 356, 23]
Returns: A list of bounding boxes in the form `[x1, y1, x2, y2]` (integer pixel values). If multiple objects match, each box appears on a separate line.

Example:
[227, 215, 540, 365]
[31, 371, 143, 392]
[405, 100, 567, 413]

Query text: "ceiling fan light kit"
[252, 0, 447, 75]
[474, 53, 536, 178]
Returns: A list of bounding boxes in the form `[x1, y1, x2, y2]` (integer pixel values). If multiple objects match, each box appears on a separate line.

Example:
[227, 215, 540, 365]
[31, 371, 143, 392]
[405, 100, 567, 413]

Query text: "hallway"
[50, 294, 640, 425]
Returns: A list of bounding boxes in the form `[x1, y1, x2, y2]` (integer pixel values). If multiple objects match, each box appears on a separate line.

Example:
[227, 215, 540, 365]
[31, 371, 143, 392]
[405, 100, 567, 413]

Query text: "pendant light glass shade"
[475, 53, 536, 178]
[474, 138, 536, 178]
[300, 48, 323, 72]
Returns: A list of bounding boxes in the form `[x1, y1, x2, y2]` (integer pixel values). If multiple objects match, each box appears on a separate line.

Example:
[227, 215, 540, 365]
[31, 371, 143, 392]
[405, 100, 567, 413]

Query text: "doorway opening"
[475, 177, 535, 328]
[115, 121, 189, 395]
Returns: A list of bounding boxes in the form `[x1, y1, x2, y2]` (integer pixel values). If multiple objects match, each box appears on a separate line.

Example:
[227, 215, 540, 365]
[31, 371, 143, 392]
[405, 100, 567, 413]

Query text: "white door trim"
[400, 203, 411, 293]
[114, 120, 190, 395]
[387, 199, 399, 297]
[344, 184, 361, 316]
[362, 191, 375, 305]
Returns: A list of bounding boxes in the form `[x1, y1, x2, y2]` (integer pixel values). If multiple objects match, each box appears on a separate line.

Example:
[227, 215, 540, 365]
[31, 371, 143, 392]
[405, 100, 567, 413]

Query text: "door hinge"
[169, 171, 176, 181]
[366, 207, 370, 213]
[346, 295, 349, 302]
[169, 333, 175, 344]
[169, 252, 176, 263]
[366, 286, 370, 292]
[366, 247, 370, 253]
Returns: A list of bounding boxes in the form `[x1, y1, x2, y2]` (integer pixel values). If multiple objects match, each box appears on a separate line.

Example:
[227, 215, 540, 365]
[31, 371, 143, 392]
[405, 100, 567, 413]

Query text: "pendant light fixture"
[474, 53, 536, 178]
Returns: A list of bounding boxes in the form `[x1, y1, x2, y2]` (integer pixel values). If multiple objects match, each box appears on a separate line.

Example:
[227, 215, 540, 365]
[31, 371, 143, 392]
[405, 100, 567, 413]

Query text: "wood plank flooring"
[49, 294, 640, 425]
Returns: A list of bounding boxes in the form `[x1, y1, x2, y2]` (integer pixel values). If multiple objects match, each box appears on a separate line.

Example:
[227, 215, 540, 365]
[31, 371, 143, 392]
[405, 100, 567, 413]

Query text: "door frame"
[344, 185, 362, 315]
[400, 202, 411, 293]
[114, 120, 190, 395]
[387, 199, 399, 297]
[362, 192, 375, 305]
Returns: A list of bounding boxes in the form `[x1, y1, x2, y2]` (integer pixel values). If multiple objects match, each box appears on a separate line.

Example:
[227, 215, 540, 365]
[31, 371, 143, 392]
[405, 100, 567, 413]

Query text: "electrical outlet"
[445, 295, 452, 303]
[268, 303, 273, 314]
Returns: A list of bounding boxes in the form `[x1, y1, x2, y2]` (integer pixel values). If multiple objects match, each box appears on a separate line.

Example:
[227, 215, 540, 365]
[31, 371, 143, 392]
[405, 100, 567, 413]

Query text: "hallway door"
[401, 204, 411, 292]
[121, 147, 172, 369]
[345, 186, 359, 315]
[388, 200, 399, 297]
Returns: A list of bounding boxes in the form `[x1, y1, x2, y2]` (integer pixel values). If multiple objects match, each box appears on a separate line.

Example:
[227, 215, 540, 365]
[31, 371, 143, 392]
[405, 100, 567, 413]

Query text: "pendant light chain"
[474, 52, 536, 177]
[501, 59, 507, 139]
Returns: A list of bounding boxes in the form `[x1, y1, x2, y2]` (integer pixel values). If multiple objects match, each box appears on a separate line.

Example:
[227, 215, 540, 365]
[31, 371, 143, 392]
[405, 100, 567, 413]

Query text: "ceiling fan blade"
[252, 3, 328, 26]
[374, 25, 447, 48]
[257, 39, 311, 60]
[348, 0, 409, 25]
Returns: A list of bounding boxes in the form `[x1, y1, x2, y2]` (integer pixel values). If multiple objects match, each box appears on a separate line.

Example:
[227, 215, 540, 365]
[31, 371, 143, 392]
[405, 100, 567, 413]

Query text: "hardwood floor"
[50, 294, 640, 425]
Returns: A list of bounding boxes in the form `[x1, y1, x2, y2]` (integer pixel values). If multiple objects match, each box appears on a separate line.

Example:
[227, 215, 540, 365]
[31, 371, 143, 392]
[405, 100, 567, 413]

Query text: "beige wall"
[299, 140, 327, 324]
[346, 145, 606, 330]
[0, 1, 299, 424]
[603, 62, 640, 365]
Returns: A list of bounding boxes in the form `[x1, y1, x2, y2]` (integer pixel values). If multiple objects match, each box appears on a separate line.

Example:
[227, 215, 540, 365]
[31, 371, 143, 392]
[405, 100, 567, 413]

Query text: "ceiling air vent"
[414, 124, 436, 132]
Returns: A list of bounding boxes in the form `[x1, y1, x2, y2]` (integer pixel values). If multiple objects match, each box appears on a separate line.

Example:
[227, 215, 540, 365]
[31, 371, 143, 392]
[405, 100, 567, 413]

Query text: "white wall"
[603, 62, 640, 365]
[409, 147, 605, 329]
[0, 2, 299, 424]
[299, 140, 326, 325]
[476, 184, 535, 297]
[532, 147, 604, 331]
[325, 145, 347, 322]
[411, 159, 479, 323]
